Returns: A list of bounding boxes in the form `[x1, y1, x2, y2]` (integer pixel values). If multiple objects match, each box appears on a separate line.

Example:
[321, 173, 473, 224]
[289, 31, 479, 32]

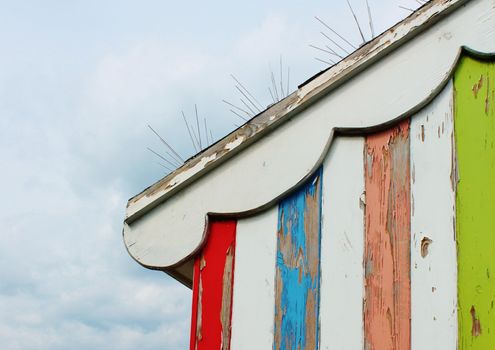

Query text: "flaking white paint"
[410, 81, 457, 349]
[225, 137, 245, 151]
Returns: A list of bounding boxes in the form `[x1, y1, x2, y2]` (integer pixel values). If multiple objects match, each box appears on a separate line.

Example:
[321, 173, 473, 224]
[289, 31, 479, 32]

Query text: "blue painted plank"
[274, 168, 323, 350]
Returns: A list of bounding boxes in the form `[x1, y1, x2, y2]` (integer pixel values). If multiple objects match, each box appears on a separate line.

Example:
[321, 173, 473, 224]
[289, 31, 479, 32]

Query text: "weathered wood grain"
[190, 221, 236, 350]
[364, 120, 411, 350]
[320, 137, 365, 349]
[410, 81, 457, 349]
[274, 169, 322, 350]
[455, 56, 495, 349]
[230, 208, 278, 350]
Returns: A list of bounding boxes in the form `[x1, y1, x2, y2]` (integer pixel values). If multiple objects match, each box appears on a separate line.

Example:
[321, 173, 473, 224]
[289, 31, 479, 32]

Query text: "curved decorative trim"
[125, 0, 471, 224]
[162, 47, 495, 272]
[123, 0, 495, 274]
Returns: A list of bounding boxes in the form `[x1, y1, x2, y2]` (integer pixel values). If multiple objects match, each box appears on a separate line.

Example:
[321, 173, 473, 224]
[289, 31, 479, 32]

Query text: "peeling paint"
[470, 306, 482, 337]
[220, 245, 235, 350]
[189, 221, 236, 350]
[472, 75, 483, 98]
[168, 153, 218, 189]
[420, 237, 433, 258]
[364, 120, 411, 350]
[225, 137, 245, 151]
[197, 279, 203, 342]
[274, 169, 322, 350]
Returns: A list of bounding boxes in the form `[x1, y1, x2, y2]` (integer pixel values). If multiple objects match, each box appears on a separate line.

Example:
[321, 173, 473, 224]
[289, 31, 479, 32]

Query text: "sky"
[0, 1, 422, 349]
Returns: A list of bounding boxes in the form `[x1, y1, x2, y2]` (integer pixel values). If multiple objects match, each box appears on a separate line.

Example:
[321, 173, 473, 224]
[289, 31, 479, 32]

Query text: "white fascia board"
[123, 0, 495, 270]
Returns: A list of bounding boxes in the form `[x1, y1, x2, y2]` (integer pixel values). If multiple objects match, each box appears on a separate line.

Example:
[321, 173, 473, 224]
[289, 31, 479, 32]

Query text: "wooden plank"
[274, 168, 322, 350]
[190, 221, 236, 350]
[364, 120, 411, 350]
[320, 137, 365, 349]
[410, 81, 457, 349]
[455, 56, 495, 349]
[230, 208, 278, 350]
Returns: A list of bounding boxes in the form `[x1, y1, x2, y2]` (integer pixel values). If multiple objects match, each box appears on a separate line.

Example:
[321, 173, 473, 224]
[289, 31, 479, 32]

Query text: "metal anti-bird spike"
[147, 124, 184, 164]
[222, 99, 251, 120]
[182, 110, 199, 153]
[346, 0, 367, 44]
[315, 16, 357, 50]
[230, 74, 263, 112]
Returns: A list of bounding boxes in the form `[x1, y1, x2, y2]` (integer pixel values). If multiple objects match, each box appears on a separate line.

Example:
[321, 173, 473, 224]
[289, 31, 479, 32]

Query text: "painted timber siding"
[230, 208, 278, 350]
[190, 221, 236, 350]
[364, 120, 411, 350]
[410, 81, 457, 349]
[274, 168, 322, 350]
[455, 56, 495, 349]
[320, 137, 365, 349]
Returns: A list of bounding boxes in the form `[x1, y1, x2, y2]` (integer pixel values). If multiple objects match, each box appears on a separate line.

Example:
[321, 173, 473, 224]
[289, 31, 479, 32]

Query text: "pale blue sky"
[0, 1, 419, 348]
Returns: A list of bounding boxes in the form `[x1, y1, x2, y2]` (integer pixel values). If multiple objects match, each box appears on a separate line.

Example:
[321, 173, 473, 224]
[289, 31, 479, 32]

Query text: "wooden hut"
[123, 0, 495, 348]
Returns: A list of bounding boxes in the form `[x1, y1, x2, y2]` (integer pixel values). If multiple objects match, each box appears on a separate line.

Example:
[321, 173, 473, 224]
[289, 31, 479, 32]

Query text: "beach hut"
[123, 0, 495, 348]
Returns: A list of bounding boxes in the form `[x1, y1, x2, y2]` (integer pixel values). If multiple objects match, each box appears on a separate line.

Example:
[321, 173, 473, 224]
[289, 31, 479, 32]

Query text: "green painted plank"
[455, 56, 495, 349]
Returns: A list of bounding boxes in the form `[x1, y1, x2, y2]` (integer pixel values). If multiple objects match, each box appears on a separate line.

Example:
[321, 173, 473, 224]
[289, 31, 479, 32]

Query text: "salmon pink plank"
[364, 120, 411, 350]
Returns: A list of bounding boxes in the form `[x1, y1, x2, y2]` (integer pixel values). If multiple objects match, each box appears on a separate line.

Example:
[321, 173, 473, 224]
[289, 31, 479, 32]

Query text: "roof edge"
[125, 0, 470, 224]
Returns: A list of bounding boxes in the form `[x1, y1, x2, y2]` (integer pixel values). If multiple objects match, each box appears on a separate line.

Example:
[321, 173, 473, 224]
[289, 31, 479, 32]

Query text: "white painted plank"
[230, 207, 278, 350]
[320, 137, 365, 350]
[410, 81, 457, 349]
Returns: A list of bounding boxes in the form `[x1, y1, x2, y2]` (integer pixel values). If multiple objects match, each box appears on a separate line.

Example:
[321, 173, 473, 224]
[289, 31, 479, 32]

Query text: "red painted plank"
[364, 120, 411, 350]
[189, 220, 237, 350]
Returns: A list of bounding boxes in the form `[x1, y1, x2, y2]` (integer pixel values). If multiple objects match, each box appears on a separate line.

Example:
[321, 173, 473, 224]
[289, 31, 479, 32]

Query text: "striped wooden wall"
[189, 56, 495, 349]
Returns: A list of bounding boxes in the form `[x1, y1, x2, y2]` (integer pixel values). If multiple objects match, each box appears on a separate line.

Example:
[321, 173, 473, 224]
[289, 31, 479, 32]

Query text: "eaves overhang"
[125, 0, 469, 224]
[122, 0, 495, 287]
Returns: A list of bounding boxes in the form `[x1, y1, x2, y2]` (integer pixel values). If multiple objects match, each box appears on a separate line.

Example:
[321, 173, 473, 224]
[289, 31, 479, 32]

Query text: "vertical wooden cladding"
[455, 56, 495, 349]
[320, 137, 365, 349]
[230, 209, 278, 350]
[364, 120, 411, 350]
[274, 168, 323, 350]
[190, 220, 236, 350]
[410, 81, 457, 349]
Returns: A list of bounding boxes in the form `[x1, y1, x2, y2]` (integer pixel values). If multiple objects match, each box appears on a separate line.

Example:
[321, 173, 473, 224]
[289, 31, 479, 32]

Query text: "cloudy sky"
[0, 1, 421, 349]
